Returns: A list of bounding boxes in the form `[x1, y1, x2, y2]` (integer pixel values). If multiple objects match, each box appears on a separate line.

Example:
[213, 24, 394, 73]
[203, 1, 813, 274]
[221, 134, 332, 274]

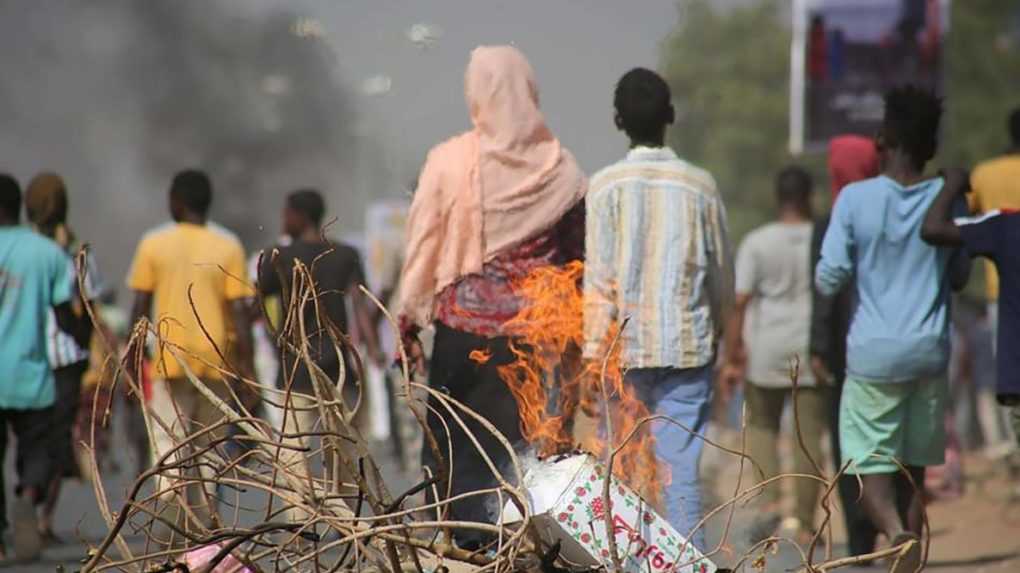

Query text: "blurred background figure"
[810, 134, 881, 558]
[966, 107, 1020, 459]
[0, 174, 89, 562]
[723, 166, 825, 546]
[77, 293, 130, 479]
[24, 172, 103, 544]
[256, 189, 384, 515]
[126, 170, 254, 528]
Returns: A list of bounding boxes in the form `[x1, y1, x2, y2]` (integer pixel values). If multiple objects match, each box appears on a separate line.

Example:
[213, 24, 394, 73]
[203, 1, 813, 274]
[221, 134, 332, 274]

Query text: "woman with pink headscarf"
[397, 45, 586, 548]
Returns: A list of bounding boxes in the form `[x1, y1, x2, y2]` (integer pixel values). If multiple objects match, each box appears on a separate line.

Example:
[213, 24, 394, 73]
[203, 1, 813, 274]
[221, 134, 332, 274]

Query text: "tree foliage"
[660, 0, 812, 241]
[943, 0, 1020, 165]
[660, 0, 1020, 243]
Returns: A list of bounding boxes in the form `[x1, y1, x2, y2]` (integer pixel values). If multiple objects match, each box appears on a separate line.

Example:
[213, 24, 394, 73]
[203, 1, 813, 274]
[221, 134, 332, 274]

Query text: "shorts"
[840, 376, 947, 474]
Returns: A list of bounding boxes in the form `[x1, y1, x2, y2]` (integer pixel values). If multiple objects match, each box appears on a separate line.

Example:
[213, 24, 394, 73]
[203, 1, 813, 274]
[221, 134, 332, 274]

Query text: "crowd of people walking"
[0, 44, 1017, 572]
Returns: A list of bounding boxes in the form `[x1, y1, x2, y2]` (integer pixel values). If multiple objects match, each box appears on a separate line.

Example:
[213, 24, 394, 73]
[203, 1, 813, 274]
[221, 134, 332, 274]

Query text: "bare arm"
[230, 299, 255, 379]
[707, 196, 736, 337]
[718, 293, 751, 401]
[125, 290, 153, 381]
[352, 288, 385, 366]
[921, 169, 969, 247]
[723, 293, 752, 367]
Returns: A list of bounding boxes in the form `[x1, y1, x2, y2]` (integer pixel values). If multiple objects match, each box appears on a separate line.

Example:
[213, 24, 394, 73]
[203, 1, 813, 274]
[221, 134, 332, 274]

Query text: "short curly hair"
[882, 86, 943, 170]
[614, 68, 672, 141]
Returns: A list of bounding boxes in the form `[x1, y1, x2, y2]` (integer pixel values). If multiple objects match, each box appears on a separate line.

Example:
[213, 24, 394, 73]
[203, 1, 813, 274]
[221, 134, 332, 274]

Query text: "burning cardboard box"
[501, 454, 716, 573]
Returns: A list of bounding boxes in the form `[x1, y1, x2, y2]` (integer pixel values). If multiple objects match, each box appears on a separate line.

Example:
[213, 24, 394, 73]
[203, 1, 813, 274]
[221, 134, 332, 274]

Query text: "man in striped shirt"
[583, 68, 734, 550]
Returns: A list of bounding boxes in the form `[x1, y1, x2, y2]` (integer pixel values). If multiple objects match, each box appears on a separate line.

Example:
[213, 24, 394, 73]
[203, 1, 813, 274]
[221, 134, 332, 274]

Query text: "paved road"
[3, 410, 1018, 572]
[0, 407, 413, 572]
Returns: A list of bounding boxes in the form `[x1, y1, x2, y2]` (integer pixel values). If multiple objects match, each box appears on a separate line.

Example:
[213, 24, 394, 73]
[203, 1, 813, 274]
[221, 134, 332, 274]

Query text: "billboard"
[790, 0, 949, 153]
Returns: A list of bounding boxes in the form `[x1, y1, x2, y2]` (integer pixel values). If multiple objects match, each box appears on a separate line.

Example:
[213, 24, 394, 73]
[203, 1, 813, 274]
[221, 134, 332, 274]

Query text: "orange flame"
[468, 349, 492, 365]
[494, 261, 666, 506]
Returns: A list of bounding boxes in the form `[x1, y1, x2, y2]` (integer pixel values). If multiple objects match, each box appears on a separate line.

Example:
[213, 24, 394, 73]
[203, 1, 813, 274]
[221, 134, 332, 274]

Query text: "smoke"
[0, 1, 361, 290]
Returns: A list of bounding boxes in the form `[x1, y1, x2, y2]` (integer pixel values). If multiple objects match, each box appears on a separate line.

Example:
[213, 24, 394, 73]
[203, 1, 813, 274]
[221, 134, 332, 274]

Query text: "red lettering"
[612, 514, 632, 535]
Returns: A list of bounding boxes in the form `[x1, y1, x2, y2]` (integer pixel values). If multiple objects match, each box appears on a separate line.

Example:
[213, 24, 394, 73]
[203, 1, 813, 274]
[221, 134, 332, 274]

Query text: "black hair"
[0, 174, 21, 220]
[1009, 107, 1020, 147]
[775, 165, 813, 210]
[170, 169, 213, 215]
[614, 68, 673, 141]
[882, 86, 943, 170]
[287, 189, 325, 226]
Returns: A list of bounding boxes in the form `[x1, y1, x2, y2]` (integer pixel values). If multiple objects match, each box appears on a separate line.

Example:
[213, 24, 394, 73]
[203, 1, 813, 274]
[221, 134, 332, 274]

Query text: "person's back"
[723, 166, 824, 544]
[738, 220, 815, 383]
[815, 87, 960, 570]
[586, 150, 729, 367]
[0, 226, 71, 408]
[258, 189, 384, 389]
[583, 68, 732, 555]
[273, 240, 361, 332]
[972, 156, 1020, 212]
[130, 221, 248, 379]
[262, 238, 366, 386]
[0, 174, 77, 562]
[819, 176, 955, 381]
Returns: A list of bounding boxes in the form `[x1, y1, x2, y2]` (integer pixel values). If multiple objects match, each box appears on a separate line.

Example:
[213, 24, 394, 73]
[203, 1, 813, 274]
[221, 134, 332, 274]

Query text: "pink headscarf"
[828, 135, 879, 199]
[398, 46, 587, 326]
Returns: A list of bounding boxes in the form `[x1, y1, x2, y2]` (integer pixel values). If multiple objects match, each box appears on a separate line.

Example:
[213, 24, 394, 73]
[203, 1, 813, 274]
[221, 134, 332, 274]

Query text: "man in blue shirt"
[815, 87, 966, 572]
[922, 168, 1020, 445]
[0, 174, 88, 562]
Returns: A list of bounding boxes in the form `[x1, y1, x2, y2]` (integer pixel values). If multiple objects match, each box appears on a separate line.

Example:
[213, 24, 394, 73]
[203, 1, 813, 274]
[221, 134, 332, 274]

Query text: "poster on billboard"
[789, 0, 949, 153]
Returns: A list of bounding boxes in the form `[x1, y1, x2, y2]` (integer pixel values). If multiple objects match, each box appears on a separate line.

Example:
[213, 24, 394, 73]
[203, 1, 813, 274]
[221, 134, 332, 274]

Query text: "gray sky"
[307, 0, 681, 190]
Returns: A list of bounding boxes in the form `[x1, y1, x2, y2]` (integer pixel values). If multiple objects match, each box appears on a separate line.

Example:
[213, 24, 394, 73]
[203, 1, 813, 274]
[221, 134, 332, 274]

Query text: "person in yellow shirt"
[126, 170, 253, 522]
[970, 108, 1020, 305]
[969, 108, 1020, 456]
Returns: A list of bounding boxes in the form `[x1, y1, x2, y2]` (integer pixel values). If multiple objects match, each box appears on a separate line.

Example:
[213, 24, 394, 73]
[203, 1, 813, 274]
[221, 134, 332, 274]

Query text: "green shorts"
[839, 376, 947, 475]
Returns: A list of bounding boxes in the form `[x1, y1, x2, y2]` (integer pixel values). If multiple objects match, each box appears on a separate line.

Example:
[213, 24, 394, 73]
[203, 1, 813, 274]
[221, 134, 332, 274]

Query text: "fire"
[490, 261, 667, 507]
[468, 348, 492, 365]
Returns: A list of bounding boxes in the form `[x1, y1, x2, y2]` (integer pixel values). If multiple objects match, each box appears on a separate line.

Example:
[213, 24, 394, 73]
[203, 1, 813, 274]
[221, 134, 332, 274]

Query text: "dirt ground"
[703, 435, 1020, 572]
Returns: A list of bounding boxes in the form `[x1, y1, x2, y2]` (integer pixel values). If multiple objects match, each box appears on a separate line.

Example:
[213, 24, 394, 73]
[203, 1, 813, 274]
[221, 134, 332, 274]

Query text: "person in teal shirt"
[0, 174, 88, 562]
[815, 87, 968, 573]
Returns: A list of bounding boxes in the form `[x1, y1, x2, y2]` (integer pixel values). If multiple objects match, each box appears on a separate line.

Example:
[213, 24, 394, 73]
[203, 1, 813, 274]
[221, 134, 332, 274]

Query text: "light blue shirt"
[815, 175, 957, 383]
[0, 226, 73, 409]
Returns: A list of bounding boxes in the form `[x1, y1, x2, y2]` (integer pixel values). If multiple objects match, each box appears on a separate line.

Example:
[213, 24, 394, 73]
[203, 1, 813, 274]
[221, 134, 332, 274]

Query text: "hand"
[401, 337, 427, 377]
[938, 167, 971, 195]
[810, 355, 834, 386]
[717, 362, 744, 403]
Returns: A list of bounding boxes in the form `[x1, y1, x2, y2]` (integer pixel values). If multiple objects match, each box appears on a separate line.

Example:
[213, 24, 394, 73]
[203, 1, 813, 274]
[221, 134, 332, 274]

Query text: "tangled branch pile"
[73, 252, 925, 573]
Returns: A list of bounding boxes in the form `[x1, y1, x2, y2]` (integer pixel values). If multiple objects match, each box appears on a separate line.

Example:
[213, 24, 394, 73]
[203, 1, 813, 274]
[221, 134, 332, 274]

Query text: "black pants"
[0, 406, 56, 533]
[422, 323, 524, 549]
[830, 377, 879, 556]
[52, 360, 88, 478]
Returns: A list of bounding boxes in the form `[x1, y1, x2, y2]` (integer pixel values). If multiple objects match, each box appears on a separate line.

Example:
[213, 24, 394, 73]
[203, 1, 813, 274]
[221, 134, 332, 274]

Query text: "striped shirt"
[46, 248, 104, 368]
[583, 146, 734, 369]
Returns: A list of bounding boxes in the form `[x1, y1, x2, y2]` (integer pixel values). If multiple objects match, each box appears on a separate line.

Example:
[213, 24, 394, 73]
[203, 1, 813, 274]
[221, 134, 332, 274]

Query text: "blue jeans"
[626, 365, 714, 551]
